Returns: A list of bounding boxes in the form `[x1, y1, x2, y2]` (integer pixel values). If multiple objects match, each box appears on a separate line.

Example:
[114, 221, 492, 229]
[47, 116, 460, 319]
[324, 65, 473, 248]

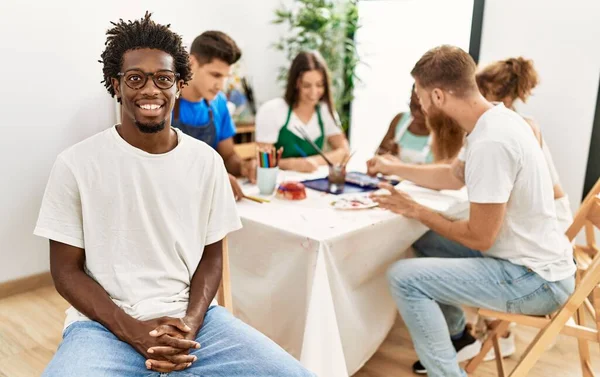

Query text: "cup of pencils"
[257, 147, 283, 195]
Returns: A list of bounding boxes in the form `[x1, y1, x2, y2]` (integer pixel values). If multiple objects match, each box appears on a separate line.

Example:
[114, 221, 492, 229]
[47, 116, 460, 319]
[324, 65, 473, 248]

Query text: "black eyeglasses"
[117, 69, 180, 90]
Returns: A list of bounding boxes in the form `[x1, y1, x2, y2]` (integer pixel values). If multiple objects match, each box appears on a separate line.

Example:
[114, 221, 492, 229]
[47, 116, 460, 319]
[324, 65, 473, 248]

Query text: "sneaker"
[411, 331, 482, 374]
[483, 332, 516, 361]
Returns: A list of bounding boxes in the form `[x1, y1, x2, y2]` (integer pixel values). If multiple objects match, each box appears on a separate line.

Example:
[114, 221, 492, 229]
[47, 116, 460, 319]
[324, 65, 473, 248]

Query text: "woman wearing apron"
[255, 51, 349, 172]
[375, 87, 434, 164]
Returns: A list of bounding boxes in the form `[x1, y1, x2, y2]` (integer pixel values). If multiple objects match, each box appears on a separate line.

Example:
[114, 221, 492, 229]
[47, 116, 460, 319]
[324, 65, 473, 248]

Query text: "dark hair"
[285, 51, 336, 120]
[411, 45, 478, 97]
[99, 12, 192, 101]
[190, 31, 242, 66]
[476, 57, 539, 103]
[409, 83, 423, 117]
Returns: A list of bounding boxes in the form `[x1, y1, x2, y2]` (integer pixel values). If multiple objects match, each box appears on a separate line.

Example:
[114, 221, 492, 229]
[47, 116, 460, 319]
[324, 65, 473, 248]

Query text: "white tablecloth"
[228, 165, 469, 376]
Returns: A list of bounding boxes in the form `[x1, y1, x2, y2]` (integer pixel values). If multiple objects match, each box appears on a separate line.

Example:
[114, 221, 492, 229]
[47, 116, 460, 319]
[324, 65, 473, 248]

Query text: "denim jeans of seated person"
[42, 305, 315, 377]
[386, 231, 575, 377]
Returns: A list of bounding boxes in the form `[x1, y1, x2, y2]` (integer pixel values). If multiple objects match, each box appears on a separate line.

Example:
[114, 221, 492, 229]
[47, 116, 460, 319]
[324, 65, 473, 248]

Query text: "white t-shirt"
[460, 104, 575, 282]
[255, 98, 342, 143]
[34, 126, 242, 329]
[457, 119, 573, 232]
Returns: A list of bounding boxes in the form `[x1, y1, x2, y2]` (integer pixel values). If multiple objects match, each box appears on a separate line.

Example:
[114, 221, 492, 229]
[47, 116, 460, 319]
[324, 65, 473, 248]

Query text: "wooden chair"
[216, 237, 234, 313]
[233, 142, 257, 160]
[465, 177, 600, 377]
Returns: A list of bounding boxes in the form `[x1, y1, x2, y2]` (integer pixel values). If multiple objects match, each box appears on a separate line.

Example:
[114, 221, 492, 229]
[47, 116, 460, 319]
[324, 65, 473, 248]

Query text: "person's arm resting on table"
[367, 155, 465, 191]
[373, 141, 515, 251]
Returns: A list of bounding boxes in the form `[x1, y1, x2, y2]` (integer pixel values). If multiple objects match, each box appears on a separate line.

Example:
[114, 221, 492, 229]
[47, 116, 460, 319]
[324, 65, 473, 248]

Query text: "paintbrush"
[341, 151, 356, 169]
[293, 126, 334, 166]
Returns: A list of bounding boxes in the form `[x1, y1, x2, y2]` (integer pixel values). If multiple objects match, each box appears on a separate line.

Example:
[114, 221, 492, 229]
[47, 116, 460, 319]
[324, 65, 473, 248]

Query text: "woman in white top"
[255, 51, 349, 172]
[475, 56, 573, 362]
[477, 57, 572, 231]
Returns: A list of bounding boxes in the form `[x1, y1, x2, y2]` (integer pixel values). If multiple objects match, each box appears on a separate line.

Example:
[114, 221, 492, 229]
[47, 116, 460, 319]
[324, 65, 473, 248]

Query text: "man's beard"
[425, 106, 465, 162]
[134, 120, 166, 134]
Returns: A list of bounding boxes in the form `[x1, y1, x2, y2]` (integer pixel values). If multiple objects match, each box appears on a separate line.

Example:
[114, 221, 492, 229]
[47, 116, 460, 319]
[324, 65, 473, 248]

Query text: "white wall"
[350, 0, 474, 163]
[0, 0, 287, 283]
[478, 0, 600, 213]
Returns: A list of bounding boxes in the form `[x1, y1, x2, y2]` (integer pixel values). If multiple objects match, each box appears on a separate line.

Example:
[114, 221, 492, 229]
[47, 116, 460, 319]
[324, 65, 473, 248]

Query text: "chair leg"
[492, 323, 509, 377]
[465, 320, 509, 373]
[576, 271, 594, 377]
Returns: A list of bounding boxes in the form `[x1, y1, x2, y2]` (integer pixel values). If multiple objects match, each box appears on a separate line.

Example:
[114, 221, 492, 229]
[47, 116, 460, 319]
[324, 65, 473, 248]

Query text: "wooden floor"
[1, 286, 598, 377]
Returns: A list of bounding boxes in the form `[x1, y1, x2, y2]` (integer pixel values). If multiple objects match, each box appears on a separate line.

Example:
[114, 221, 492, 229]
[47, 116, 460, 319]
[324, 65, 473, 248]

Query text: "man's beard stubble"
[134, 120, 166, 134]
[425, 106, 465, 162]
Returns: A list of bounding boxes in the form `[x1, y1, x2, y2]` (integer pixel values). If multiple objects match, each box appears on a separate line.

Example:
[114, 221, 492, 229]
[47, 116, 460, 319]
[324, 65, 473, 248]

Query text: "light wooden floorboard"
[0, 286, 597, 377]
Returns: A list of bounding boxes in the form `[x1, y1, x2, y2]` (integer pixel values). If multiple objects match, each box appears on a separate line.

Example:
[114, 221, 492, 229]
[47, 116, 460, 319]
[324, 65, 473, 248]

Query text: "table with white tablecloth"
[228, 165, 469, 376]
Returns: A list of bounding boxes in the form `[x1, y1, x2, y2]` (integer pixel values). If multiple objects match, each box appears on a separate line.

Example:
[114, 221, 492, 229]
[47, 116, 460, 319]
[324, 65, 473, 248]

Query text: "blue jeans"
[387, 231, 575, 377]
[42, 306, 314, 377]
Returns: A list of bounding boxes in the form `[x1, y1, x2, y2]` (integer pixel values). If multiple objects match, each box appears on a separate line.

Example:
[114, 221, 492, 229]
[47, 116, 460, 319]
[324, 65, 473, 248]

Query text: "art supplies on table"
[243, 195, 270, 204]
[345, 172, 400, 188]
[330, 195, 378, 210]
[301, 172, 401, 195]
[258, 146, 283, 168]
[302, 178, 367, 195]
[293, 126, 334, 166]
[256, 146, 283, 195]
[276, 181, 307, 200]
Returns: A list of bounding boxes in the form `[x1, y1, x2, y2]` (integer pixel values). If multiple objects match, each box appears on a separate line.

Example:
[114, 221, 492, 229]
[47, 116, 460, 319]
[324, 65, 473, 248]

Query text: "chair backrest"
[217, 237, 234, 312]
[505, 179, 600, 376]
[233, 142, 257, 160]
[567, 178, 600, 240]
[567, 178, 600, 269]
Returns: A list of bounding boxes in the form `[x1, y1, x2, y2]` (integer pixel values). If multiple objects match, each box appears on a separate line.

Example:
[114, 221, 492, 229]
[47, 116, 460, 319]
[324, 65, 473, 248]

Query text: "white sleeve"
[457, 146, 467, 162]
[541, 140, 560, 186]
[320, 103, 343, 137]
[465, 141, 519, 204]
[33, 155, 85, 248]
[255, 100, 284, 144]
[205, 154, 243, 245]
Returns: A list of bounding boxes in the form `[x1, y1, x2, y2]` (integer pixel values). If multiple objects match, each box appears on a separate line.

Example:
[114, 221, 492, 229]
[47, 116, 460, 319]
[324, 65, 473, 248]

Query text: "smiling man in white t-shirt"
[34, 13, 313, 377]
[367, 45, 575, 377]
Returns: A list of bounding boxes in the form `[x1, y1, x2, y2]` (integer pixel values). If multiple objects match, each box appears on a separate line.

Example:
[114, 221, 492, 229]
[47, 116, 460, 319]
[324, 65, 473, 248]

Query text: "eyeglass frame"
[117, 69, 181, 90]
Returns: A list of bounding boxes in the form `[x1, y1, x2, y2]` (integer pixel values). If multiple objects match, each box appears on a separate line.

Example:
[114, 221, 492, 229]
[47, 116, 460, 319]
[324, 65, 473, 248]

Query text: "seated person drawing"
[367, 45, 575, 377]
[255, 51, 349, 172]
[375, 85, 435, 164]
[470, 56, 574, 361]
[173, 30, 256, 201]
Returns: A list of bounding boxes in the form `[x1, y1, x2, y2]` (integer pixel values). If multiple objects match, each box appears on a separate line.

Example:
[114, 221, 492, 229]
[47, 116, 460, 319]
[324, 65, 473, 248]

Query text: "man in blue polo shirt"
[175, 31, 255, 199]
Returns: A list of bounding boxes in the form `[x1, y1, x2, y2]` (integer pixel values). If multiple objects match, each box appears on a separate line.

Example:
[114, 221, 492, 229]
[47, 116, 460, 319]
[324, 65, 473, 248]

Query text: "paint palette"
[330, 195, 378, 210]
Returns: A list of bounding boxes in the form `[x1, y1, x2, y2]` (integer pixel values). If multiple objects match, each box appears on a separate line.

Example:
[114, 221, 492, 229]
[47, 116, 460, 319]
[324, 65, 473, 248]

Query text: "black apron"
[172, 98, 217, 148]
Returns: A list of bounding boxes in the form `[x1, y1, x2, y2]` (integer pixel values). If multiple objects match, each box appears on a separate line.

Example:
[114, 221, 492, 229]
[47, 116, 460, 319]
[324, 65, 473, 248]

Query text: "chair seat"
[465, 181, 600, 377]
